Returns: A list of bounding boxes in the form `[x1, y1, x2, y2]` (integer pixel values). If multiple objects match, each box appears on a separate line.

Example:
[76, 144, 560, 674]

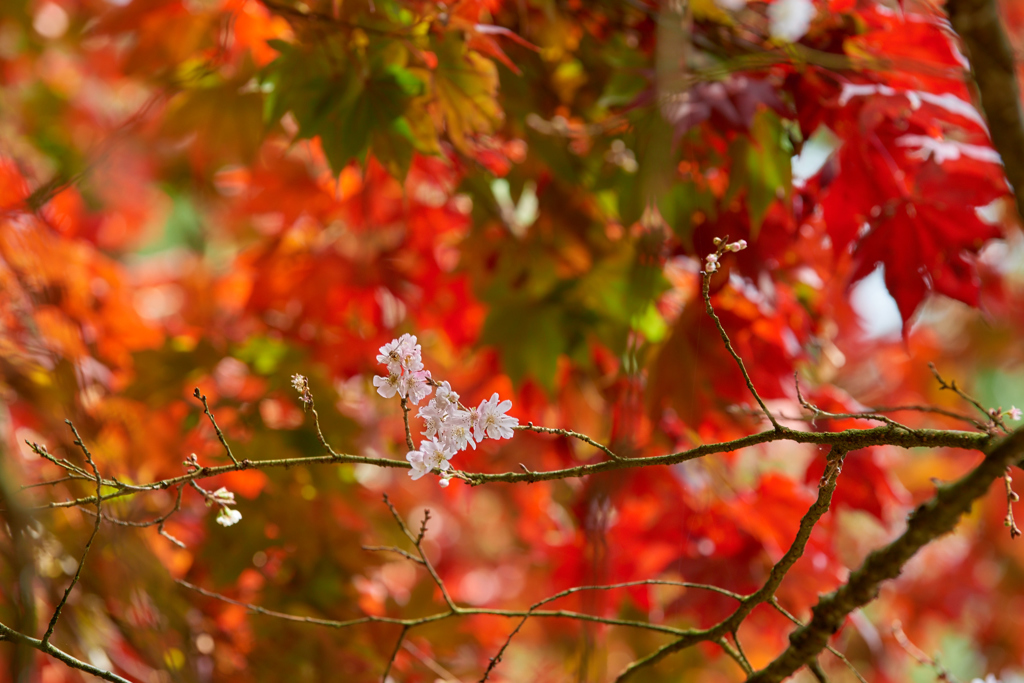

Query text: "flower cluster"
[372, 333, 432, 405]
[705, 238, 748, 273]
[373, 335, 519, 486]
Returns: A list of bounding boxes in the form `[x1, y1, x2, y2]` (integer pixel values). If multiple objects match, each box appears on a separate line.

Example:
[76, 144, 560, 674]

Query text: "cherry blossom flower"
[418, 400, 446, 438]
[400, 370, 432, 405]
[475, 393, 518, 441]
[376, 338, 405, 375]
[216, 508, 242, 527]
[406, 438, 453, 480]
[1009, 406, 1022, 421]
[443, 410, 476, 452]
[397, 333, 424, 373]
[768, 0, 815, 43]
[372, 372, 401, 399]
[376, 333, 424, 375]
[433, 381, 460, 413]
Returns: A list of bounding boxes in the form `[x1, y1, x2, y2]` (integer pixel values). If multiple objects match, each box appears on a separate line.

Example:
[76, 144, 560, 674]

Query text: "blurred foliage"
[3, 0, 1024, 681]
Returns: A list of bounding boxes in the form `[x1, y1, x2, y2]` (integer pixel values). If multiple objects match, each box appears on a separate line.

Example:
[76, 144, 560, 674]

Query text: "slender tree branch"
[769, 600, 868, 683]
[701, 244, 781, 431]
[807, 659, 830, 683]
[193, 388, 240, 465]
[382, 626, 408, 683]
[41, 422, 102, 647]
[614, 446, 847, 680]
[514, 423, 621, 461]
[361, 545, 427, 565]
[928, 364, 1007, 433]
[718, 636, 753, 675]
[382, 495, 458, 611]
[745, 427, 1024, 682]
[892, 620, 958, 682]
[25, 425, 991, 512]
[401, 398, 415, 452]
[795, 374, 912, 432]
[868, 405, 984, 429]
[0, 621, 132, 683]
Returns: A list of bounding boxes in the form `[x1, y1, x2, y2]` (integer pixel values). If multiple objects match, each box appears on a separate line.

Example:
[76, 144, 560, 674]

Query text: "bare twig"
[795, 374, 912, 432]
[30, 424, 992, 511]
[41, 421, 103, 647]
[402, 640, 463, 682]
[19, 475, 90, 490]
[807, 659, 830, 682]
[701, 243, 781, 431]
[929, 364, 1008, 434]
[614, 446, 848, 681]
[401, 398, 415, 452]
[869, 405, 984, 429]
[361, 545, 426, 565]
[892, 620, 958, 682]
[193, 388, 240, 465]
[514, 423, 621, 461]
[0, 621, 132, 683]
[382, 495, 457, 611]
[382, 626, 408, 683]
[745, 428, 1024, 682]
[717, 636, 753, 675]
[769, 599, 868, 683]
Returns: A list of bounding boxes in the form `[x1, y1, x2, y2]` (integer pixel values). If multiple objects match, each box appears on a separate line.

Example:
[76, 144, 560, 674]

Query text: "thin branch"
[402, 640, 463, 682]
[178, 577, 703, 635]
[928, 364, 1007, 433]
[177, 580, 379, 628]
[514, 423, 621, 461]
[892, 620, 958, 682]
[20, 475, 90, 490]
[868, 405, 984, 429]
[0, 620, 132, 683]
[310, 400, 341, 457]
[401, 398, 415, 452]
[701, 246, 781, 431]
[745, 427, 1024, 682]
[484, 580, 742, 681]
[41, 421, 103, 647]
[79, 486, 184, 529]
[807, 659, 830, 683]
[717, 636, 753, 675]
[614, 446, 848, 680]
[29, 424, 992, 512]
[362, 545, 426, 565]
[769, 600, 868, 683]
[382, 626, 408, 683]
[795, 374, 912, 432]
[193, 388, 240, 465]
[382, 495, 457, 611]
[29, 442, 92, 479]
